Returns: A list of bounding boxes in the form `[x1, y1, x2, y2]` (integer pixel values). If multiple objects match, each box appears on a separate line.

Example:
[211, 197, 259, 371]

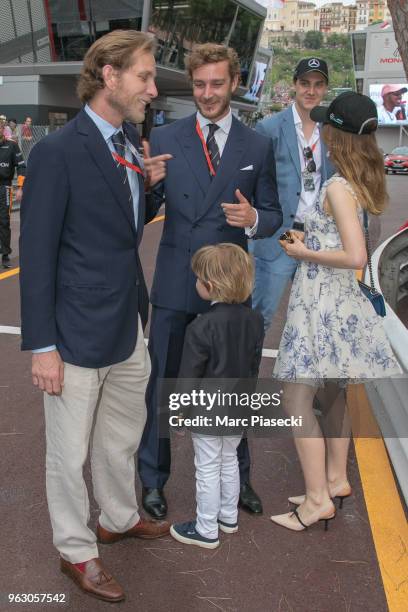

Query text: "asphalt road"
[0, 174, 406, 612]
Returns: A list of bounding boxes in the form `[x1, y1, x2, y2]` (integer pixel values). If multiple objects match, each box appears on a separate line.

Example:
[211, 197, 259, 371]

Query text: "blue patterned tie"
[111, 131, 132, 204]
[206, 123, 220, 173]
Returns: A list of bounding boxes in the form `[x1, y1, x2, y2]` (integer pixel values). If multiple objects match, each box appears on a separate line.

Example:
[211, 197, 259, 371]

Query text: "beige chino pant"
[44, 317, 150, 563]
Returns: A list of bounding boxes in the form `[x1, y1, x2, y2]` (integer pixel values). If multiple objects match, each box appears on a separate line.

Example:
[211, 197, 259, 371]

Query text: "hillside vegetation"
[269, 34, 354, 93]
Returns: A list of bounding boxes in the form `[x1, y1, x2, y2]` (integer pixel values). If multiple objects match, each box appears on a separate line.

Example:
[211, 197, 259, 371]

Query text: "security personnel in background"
[0, 121, 25, 268]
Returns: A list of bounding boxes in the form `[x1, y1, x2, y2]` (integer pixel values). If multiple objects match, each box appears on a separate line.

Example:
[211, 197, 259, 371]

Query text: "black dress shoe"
[2, 255, 11, 269]
[239, 482, 263, 514]
[142, 487, 168, 519]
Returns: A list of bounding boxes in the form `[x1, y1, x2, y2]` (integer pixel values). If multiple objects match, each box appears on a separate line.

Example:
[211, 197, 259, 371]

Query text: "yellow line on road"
[349, 384, 408, 611]
[148, 214, 165, 224]
[0, 267, 19, 281]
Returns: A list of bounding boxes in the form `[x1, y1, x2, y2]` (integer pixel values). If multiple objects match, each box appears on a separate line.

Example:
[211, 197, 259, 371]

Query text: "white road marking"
[0, 326, 21, 335]
[262, 348, 278, 358]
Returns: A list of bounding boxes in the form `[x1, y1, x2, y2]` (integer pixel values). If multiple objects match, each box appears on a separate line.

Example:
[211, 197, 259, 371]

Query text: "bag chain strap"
[363, 210, 376, 292]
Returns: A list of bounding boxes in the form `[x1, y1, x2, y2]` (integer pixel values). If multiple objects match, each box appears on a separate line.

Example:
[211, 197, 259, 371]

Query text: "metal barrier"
[364, 227, 408, 507]
[5, 125, 49, 211]
[14, 124, 49, 162]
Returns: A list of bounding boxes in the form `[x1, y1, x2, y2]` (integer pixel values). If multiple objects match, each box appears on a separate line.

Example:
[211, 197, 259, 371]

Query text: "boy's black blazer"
[178, 303, 264, 379]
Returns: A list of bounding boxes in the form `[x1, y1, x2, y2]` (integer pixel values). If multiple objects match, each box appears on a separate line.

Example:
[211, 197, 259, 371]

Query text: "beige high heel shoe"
[288, 482, 352, 509]
[271, 502, 336, 532]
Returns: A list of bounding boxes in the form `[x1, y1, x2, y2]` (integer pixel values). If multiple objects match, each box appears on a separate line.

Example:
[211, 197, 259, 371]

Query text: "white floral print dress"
[273, 175, 401, 383]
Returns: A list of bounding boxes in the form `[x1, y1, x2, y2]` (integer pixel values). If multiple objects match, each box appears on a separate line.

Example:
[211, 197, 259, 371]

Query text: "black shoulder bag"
[358, 210, 386, 317]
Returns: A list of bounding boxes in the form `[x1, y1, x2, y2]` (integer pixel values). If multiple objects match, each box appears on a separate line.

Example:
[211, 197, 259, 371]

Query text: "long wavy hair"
[322, 124, 388, 215]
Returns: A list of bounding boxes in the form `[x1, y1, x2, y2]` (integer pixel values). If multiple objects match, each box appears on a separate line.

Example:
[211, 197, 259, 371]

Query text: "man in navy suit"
[250, 58, 334, 330]
[138, 43, 282, 519]
[19, 31, 173, 602]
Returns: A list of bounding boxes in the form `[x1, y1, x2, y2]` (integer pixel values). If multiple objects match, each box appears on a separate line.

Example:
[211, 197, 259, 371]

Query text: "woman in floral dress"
[271, 92, 401, 532]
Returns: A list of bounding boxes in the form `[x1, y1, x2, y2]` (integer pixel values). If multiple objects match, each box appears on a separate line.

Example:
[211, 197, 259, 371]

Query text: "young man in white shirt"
[250, 58, 334, 331]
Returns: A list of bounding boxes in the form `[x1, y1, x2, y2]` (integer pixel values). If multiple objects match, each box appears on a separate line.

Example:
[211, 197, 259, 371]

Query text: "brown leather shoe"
[60, 557, 125, 602]
[97, 518, 170, 544]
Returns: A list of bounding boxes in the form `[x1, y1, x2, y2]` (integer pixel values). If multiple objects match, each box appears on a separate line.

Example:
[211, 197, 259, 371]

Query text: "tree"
[292, 33, 301, 48]
[304, 31, 323, 50]
[327, 33, 340, 47]
[387, 1, 408, 79]
[326, 33, 348, 48]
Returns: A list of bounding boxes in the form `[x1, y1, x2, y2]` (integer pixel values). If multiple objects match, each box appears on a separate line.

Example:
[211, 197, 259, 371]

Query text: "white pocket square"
[240, 165, 253, 171]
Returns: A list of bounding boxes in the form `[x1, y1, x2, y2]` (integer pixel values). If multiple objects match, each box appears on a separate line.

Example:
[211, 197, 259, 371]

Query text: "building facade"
[356, 0, 369, 31]
[297, 2, 320, 32]
[265, 0, 284, 31]
[368, 0, 391, 25]
[264, 0, 370, 36]
[281, 0, 299, 32]
[348, 5, 357, 31]
[0, 0, 267, 125]
[319, 2, 359, 34]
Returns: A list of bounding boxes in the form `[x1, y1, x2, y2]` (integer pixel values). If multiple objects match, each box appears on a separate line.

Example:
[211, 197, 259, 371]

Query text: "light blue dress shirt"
[84, 104, 140, 225]
[33, 105, 141, 354]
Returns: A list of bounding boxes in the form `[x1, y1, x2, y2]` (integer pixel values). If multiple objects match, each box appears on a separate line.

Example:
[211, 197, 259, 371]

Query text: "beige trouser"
[44, 317, 150, 563]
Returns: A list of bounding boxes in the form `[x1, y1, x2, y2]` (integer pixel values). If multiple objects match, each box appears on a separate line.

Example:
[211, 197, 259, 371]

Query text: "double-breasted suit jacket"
[149, 113, 282, 314]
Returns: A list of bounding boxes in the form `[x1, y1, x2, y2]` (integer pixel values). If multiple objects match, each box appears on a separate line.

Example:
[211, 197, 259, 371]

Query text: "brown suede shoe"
[60, 557, 125, 602]
[97, 518, 170, 544]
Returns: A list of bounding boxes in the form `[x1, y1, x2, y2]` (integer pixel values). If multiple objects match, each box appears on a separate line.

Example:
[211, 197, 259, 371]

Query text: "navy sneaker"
[217, 519, 238, 534]
[170, 521, 219, 549]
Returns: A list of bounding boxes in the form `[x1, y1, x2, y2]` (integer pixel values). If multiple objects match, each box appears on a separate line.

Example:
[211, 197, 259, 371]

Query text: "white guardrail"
[363, 227, 408, 507]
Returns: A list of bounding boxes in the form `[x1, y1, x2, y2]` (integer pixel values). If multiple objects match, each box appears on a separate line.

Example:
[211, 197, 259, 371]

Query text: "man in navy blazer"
[19, 31, 172, 602]
[138, 43, 282, 519]
[250, 58, 334, 330]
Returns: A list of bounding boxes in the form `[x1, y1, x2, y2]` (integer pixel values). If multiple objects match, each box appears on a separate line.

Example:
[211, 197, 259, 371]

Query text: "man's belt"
[292, 221, 305, 231]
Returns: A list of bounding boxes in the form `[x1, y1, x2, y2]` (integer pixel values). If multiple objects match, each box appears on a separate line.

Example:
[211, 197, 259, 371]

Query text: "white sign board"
[367, 31, 403, 73]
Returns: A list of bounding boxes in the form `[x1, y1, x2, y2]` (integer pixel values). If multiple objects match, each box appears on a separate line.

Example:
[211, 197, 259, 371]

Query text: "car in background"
[384, 146, 408, 174]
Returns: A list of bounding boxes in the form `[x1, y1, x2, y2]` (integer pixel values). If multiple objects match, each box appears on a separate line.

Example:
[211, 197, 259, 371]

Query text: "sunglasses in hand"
[279, 231, 294, 244]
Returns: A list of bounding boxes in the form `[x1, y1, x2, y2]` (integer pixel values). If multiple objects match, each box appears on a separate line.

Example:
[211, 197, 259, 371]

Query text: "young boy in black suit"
[170, 244, 264, 549]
